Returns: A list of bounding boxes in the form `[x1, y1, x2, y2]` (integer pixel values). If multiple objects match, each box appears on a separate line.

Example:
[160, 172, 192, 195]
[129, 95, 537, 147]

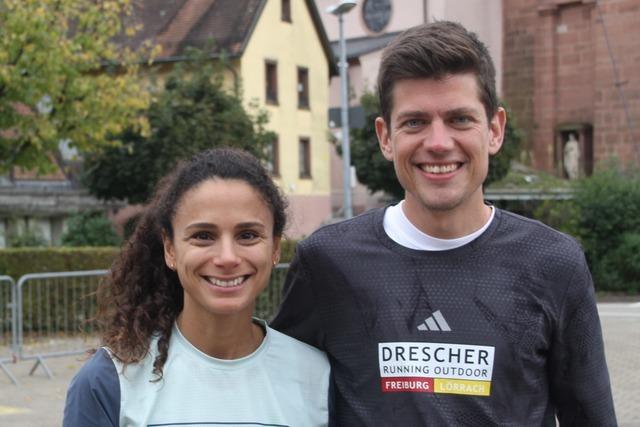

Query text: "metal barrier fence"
[0, 275, 18, 384]
[17, 270, 108, 378]
[256, 263, 289, 321]
[2, 264, 290, 384]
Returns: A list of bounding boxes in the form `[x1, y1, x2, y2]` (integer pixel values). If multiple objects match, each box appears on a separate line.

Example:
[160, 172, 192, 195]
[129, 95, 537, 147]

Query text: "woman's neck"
[176, 310, 265, 360]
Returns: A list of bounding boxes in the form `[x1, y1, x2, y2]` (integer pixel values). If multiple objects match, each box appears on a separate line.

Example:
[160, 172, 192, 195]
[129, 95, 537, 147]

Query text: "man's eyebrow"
[395, 110, 429, 120]
[445, 107, 482, 116]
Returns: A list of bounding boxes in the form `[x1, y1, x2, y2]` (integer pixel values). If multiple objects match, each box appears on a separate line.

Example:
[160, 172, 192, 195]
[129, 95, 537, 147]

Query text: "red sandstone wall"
[503, 0, 640, 173]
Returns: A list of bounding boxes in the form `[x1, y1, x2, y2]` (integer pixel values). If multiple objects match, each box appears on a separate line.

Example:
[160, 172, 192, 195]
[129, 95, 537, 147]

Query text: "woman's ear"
[162, 231, 176, 270]
[272, 236, 282, 266]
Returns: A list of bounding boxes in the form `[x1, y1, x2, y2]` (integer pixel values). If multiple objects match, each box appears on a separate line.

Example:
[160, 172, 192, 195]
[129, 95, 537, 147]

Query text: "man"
[271, 21, 616, 426]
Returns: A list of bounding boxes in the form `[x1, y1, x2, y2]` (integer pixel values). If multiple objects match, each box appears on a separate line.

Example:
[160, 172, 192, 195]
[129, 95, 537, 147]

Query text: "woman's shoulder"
[63, 348, 120, 426]
[69, 348, 119, 389]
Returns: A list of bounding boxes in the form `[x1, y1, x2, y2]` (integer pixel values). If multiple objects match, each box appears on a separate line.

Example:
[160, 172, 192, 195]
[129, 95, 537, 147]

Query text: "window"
[299, 138, 311, 179]
[281, 0, 291, 22]
[297, 67, 309, 109]
[265, 138, 280, 177]
[265, 61, 278, 104]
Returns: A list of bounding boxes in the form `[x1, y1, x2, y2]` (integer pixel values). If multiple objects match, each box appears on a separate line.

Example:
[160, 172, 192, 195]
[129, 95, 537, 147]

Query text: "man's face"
[376, 73, 505, 232]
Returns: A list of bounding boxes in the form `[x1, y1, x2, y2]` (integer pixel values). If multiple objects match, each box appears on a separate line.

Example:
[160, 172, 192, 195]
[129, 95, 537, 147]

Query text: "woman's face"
[163, 178, 280, 321]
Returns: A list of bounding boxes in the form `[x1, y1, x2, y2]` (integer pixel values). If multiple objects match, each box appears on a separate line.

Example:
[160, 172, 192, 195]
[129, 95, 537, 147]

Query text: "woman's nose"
[213, 238, 241, 267]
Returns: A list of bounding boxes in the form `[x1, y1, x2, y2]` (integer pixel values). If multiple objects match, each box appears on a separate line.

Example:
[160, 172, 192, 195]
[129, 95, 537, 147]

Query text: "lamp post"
[328, 0, 357, 219]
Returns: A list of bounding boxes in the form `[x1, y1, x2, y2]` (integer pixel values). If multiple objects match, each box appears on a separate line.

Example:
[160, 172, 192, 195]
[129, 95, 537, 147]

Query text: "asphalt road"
[0, 301, 638, 427]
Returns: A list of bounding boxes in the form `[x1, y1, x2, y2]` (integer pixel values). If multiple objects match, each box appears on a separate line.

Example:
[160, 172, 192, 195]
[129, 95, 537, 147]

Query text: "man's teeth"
[421, 163, 459, 174]
[208, 276, 245, 287]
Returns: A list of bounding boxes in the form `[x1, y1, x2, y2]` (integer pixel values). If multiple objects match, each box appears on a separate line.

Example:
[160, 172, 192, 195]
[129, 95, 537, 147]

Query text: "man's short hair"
[377, 21, 498, 126]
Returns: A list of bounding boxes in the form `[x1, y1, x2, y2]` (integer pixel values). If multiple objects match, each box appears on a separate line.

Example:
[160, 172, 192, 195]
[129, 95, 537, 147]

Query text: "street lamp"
[328, 0, 357, 219]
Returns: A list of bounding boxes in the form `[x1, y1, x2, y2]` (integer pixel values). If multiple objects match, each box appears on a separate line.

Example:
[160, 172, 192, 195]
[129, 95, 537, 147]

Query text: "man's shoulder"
[300, 207, 383, 248]
[495, 208, 586, 263]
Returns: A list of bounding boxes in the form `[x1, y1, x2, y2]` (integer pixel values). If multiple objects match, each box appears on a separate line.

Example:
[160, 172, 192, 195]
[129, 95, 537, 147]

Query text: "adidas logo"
[417, 310, 451, 332]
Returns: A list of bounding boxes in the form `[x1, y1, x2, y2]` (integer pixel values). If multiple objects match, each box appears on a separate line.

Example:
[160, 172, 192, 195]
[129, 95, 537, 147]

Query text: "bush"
[61, 212, 121, 247]
[596, 232, 640, 294]
[0, 247, 120, 278]
[532, 199, 580, 238]
[573, 165, 640, 292]
[6, 228, 49, 247]
[530, 164, 640, 293]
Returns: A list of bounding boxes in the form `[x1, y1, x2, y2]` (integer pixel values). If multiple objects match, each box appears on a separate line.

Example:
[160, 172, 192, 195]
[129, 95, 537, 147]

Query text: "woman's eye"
[192, 231, 213, 241]
[238, 230, 260, 242]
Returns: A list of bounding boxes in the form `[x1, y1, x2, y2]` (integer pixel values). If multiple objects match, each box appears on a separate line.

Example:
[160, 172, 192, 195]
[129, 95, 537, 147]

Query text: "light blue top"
[64, 319, 330, 427]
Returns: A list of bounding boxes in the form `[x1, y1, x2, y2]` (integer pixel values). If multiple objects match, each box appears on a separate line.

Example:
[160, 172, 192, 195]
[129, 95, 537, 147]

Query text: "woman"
[63, 148, 329, 426]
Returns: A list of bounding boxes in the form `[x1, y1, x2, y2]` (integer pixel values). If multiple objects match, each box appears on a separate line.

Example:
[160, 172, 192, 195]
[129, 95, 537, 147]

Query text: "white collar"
[383, 200, 495, 251]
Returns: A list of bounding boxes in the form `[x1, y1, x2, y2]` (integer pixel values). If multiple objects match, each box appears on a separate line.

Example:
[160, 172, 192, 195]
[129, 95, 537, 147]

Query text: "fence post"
[0, 275, 19, 385]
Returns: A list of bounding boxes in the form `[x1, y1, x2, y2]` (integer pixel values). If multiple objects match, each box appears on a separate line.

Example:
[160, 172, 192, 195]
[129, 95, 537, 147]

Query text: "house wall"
[240, 0, 332, 237]
[504, 0, 640, 173]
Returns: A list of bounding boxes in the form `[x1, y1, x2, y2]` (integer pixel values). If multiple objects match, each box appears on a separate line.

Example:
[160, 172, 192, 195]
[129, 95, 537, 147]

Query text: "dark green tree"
[82, 52, 274, 204]
[349, 92, 403, 199]
[349, 91, 521, 200]
[61, 211, 121, 247]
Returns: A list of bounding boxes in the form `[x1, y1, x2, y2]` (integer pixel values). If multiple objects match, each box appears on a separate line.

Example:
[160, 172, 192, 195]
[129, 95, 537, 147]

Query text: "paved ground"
[0, 301, 639, 426]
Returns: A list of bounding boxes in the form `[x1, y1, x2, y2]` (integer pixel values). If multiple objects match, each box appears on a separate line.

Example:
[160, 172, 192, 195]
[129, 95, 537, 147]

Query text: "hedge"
[0, 247, 120, 279]
[0, 239, 299, 280]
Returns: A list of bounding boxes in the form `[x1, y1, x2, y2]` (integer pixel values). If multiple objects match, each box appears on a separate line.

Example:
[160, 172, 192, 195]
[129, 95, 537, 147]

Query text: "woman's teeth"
[207, 276, 245, 287]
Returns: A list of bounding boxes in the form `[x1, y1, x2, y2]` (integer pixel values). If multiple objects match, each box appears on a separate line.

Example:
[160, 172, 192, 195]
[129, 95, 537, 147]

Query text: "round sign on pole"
[362, 0, 391, 33]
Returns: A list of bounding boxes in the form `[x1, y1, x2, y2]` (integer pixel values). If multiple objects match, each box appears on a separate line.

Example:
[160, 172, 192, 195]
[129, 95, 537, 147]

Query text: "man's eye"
[451, 116, 473, 126]
[405, 119, 424, 128]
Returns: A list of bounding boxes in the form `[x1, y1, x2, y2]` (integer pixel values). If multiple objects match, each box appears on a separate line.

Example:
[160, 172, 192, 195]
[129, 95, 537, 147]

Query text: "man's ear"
[375, 117, 394, 161]
[488, 107, 507, 155]
[162, 231, 176, 270]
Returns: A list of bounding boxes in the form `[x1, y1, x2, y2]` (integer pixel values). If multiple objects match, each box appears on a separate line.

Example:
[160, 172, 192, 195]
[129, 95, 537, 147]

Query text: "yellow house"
[125, 0, 337, 238]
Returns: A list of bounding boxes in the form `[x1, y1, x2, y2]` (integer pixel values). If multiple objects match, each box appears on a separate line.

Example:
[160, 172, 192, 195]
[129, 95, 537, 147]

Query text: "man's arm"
[549, 258, 617, 426]
[270, 245, 325, 349]
[63, 348, 120, 427]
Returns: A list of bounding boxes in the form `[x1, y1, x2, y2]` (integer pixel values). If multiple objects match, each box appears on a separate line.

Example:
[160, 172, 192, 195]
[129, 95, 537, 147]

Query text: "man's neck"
[401, 197, 492, 239]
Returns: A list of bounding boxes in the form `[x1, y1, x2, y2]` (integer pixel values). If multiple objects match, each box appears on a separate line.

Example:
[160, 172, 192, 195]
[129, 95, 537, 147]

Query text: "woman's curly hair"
[95, 148, 287, 380]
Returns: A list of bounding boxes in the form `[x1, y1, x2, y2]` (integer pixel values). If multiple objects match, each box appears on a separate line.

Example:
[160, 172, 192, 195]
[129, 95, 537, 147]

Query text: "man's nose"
[422, 120, 453, 152]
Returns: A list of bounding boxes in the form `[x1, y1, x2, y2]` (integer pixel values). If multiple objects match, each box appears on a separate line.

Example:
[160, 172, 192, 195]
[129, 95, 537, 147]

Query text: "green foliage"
[349, 92, 522, 200]
[572, 165, 640, 291]
[350, 92, 403, 199]
[61, 211, 121, 247]
[0, 247, 119, 278]
[6, 227, 48, 247]
[486, 103, 522, 185]
[533, 164, 640, 293]
[532, 199, 580, 237]
[82, 50, 275, 204]
[0, 0, 157, 173]
[279, 239, 297, 264]
[596, 232, 640, 294]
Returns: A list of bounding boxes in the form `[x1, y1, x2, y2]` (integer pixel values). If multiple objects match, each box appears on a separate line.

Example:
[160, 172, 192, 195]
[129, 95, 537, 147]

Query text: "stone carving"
[563, 133, 580, 180]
